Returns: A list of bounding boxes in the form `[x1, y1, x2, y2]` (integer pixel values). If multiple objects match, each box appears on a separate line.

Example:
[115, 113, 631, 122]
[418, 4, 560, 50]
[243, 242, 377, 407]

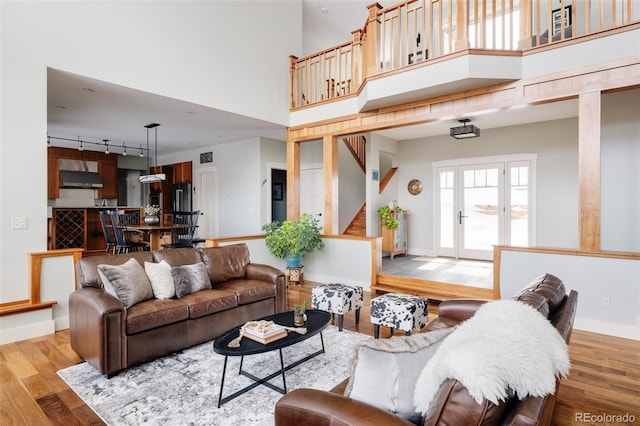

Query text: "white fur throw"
[414, 299, 570, 414]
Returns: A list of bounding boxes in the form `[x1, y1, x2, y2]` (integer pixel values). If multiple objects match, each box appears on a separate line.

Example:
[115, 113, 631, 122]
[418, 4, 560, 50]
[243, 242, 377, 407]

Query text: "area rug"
[58, 326, 369, 425]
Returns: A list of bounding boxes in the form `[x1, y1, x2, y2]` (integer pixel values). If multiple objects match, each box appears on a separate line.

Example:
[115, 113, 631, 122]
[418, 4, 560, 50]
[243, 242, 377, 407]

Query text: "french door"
[435, 156, 534, 260]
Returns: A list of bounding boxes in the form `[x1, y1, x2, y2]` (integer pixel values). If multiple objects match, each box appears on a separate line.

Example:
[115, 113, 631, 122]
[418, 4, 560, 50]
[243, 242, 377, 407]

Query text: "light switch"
[11, 216, 27, 229]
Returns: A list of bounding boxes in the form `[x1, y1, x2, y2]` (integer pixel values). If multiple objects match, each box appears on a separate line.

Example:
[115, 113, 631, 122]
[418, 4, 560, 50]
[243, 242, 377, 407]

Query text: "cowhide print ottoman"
[370, 293, 429, 338]
[311, 283, 363, 331]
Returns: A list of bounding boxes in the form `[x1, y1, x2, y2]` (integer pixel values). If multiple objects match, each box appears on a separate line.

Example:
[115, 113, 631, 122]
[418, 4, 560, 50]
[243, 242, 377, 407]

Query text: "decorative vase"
[294, 311, 306, 326]
[286, 252, 303, 268]
[144, 215, 160, 226]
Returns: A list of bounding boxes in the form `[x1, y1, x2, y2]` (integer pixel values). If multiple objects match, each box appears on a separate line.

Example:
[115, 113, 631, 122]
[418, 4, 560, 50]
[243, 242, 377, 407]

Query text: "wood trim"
[286, 130, 301, 221]
[374, 273, 495, 301]
[493, 245, 640, 260]
[379, 166, 397, 193]
[0, 249, 80, 317]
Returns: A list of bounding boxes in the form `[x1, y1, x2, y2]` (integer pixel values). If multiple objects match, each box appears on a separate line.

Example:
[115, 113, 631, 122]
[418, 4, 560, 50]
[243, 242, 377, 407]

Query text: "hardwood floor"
[1, 284, 638, 425]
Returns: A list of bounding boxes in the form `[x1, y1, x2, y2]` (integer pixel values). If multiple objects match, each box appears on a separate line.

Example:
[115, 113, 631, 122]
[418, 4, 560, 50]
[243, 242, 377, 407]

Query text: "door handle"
[458, 211, 468, 224]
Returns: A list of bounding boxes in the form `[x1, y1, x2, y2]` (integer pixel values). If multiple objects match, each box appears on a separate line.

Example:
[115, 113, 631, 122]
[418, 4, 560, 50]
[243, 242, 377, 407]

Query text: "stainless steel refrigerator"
[172, 183, 192, 212]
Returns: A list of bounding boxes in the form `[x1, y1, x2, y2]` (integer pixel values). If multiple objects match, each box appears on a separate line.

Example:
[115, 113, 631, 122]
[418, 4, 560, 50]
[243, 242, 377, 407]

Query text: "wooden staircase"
[342, 136, 367, 237]
[343, 203, 367, 237]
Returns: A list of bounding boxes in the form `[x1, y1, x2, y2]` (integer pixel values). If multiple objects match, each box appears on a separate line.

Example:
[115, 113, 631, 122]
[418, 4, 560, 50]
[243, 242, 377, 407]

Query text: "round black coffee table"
[213, 309, 331, 407]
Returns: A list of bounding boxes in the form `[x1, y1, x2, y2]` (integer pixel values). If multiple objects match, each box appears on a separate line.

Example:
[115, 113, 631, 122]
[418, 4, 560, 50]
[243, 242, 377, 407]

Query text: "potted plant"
[262, 213, 324, 268]
[293, 299, 308, 326]
[378, 201, 403, 230]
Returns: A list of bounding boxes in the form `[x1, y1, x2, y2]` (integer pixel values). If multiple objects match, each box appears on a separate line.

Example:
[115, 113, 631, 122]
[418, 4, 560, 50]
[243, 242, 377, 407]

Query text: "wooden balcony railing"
[290, 0, 638, 109]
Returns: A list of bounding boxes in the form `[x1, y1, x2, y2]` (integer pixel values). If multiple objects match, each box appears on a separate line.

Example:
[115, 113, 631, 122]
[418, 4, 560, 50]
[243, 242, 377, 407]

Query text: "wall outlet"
[11, 216, 27, 229]
[601, 296, 610, 309]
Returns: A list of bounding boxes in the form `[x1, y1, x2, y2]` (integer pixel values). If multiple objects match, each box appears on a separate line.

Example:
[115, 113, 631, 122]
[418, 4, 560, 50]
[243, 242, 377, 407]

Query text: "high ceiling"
[47, 1, 578, 156]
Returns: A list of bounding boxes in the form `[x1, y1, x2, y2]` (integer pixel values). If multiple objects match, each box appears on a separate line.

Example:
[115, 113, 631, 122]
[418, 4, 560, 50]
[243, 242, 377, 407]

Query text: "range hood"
[139, 173, 166, 184]
[59, 159, 103, 188]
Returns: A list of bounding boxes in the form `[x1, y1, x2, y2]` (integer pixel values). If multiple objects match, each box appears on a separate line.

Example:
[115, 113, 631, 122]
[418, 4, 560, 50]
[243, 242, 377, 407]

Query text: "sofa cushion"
[77, 252, 153, 289]
[125, 298, 190, 334]
[178, 289, 239, 319]
[344, 328, 455, 423]
[97, 258, 154, 309]
[199, 244, 250, 284]
[515, 273, 566, 313]
[145, 260, 175, 299]
[171, 262, 212, 298]
[152, 247, 202, 267]
[216, 279, 276, 305]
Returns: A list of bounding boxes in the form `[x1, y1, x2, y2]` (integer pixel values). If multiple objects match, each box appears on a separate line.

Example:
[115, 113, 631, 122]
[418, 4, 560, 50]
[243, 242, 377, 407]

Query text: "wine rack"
[54, 209, 85, 249]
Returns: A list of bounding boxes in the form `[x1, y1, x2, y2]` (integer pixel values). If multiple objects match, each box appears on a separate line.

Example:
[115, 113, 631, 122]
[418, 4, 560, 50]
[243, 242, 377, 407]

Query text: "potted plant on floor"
[262, 213, 324, 268]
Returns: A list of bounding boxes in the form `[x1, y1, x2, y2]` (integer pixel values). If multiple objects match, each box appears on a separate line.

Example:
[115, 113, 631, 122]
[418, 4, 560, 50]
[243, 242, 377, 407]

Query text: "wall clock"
[408, 179, 423, 195]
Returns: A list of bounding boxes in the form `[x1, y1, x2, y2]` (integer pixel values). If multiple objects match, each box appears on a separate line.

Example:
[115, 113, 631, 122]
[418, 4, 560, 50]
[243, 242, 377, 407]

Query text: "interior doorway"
[196, 167, 218, 239]
[271, 168, 287, 224]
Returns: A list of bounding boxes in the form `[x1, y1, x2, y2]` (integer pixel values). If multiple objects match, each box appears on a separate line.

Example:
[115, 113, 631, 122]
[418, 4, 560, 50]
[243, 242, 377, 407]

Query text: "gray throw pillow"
[97, 258, 154, 309]
[345, 327, 455, 423]
[171, 262, 211, 298]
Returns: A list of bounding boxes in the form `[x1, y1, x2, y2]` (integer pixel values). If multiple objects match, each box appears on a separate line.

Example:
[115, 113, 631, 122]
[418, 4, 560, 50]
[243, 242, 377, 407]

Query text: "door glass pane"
[440, 170, 454, 248]
[510, 165, 529, 246]
[463, 167, 499, 252]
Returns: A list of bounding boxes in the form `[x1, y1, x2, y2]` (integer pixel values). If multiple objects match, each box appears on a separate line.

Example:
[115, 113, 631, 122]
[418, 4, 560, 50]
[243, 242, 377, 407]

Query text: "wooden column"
[323, 135, 339, 235]
[286, 130, 301, 221]
[578, 91, 601, 252]
[364, 3, 383, 77]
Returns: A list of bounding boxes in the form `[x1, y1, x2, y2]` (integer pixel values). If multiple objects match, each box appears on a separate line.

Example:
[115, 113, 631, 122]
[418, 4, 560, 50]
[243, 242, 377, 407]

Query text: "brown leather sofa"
[69, 243, 286, 376]
[275, 273, 578, 426]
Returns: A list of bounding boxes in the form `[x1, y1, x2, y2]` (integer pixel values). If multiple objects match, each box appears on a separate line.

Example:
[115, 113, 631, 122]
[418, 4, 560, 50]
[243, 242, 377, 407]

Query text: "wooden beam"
[323, 135, 339, 234]
[578, 91, 602, 252]
[286, 130, 301, 221]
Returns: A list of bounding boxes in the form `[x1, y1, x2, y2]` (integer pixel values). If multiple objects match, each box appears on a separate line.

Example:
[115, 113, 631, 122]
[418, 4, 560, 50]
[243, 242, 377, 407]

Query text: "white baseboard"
[0, 319, 56, 344]
[55, 315, 70, 331]
[574, 316, 640, 341]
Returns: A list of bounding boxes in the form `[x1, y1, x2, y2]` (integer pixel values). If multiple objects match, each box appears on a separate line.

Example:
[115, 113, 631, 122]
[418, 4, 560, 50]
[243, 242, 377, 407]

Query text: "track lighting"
[47, 135, 150, 156]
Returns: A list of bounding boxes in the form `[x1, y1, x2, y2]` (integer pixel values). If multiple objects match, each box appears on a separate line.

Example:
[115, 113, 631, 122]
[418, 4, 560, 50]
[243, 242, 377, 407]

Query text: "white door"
[196, 167, 218, 239]
[436, 157, 533, 261]
[300, 166, 323, 228]
[458, 164, 503, 260]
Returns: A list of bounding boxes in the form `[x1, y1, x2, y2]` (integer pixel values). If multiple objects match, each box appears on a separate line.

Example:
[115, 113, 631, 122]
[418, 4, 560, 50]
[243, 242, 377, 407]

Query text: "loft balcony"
[289, 0, 640, 114]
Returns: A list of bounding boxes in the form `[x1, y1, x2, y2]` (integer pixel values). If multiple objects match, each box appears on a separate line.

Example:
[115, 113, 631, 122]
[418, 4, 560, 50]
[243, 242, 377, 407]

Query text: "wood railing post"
[351, 29, 363, 90]
[454, 0, 470, 51]
[364, 2, 383, 77]
[518, 0, 533, 49]
[289, 55, 298, 109]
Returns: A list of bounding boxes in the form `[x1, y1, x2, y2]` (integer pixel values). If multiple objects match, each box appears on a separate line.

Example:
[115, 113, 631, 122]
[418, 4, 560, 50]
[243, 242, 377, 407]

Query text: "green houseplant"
[378, 203, 403, 230]
[262, 213, 325, 268]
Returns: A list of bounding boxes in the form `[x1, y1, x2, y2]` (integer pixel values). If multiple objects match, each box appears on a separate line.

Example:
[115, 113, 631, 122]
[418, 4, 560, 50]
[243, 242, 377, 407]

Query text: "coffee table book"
[243, 328, 288, 344]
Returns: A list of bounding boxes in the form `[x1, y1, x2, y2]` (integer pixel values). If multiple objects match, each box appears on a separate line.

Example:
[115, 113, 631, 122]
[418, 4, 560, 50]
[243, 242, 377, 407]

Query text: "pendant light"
[139, 123, 166, 183]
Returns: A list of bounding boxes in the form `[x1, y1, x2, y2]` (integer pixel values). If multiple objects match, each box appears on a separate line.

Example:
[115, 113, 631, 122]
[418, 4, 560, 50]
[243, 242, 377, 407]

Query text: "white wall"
[601, 90, 640, 252]
[368, 133, 399, 236]
[0, 1, 301, 304]
[500, 249, 640, 341]
[394, 118, 579, 255]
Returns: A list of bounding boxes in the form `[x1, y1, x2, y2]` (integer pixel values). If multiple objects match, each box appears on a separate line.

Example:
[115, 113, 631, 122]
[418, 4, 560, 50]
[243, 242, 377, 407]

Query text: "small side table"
[287, 267, 304, 286]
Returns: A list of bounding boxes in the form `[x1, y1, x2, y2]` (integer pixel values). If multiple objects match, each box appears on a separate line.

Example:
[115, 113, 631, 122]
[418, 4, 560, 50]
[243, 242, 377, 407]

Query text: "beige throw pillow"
[345, 327, 455, 422]
[145, 260, 175, 299]
[97, 258, 154, 308]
